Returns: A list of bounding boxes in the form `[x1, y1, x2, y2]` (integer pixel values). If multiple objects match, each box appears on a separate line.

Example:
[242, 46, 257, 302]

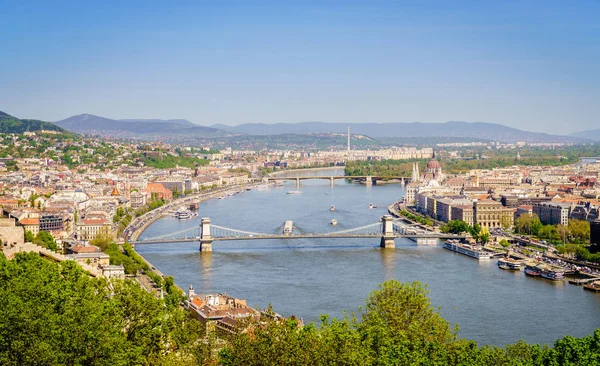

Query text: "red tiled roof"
[19, 218, 39, 225]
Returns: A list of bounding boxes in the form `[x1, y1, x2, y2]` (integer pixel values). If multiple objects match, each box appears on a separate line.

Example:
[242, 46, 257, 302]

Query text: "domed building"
[421, 151, 444, 183]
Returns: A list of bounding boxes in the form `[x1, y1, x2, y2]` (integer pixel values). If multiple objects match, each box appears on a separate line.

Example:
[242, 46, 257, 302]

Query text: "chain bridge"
[131, 215, 465, 251]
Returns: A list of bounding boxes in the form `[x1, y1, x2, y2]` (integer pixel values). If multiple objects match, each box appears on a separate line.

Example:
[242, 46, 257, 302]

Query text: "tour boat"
[330, 205, 335, 211]
[331, 218, 338, 226]
[174, 209, 192, 220]
[524, 263, 542, 277]
[497, 257, 522, 270]
[540, 267, 565, 281]
[287, 191, 303, 195]
[443, 239, 492, 260]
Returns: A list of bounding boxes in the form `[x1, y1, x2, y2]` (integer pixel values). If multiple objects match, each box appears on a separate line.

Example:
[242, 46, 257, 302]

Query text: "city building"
[474, 200, 514, 229]
[532, 202, 570, 226]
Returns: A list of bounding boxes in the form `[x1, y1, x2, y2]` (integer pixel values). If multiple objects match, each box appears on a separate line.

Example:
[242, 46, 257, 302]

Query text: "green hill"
[0, 111, 65, 134]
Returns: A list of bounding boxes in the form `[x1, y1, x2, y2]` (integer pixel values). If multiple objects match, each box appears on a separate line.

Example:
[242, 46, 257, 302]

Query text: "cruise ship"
[443, 240, 492, 260]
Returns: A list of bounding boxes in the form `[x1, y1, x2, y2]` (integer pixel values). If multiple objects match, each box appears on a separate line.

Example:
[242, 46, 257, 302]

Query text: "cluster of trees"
[133, 194, 166, 217]
[142, 153, 210, 169]
[0, 252, 205, 365]
[439, 220, 491, 244]
[515, 214, 590, 244]
[399, 210, 434, 226]
[24, 230, 58, 251]
[344, 160, 419, 177]
[1, 254, 599, 365]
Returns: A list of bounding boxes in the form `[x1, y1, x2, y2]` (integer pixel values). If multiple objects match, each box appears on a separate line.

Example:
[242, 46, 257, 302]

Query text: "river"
[137, 168, 600, 347]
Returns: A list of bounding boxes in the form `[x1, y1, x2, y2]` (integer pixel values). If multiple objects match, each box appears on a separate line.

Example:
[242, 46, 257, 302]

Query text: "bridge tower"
[200, 217, 212, 252]
[366, 176, 373, 186]
[380, 215, 395, 248]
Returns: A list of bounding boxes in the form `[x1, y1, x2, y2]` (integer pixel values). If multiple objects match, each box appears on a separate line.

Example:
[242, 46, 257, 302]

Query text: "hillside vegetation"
[0, 111, 64, 134]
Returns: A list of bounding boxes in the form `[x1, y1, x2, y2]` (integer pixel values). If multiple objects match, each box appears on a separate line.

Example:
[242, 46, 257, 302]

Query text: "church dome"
[426, 158, 441, 171]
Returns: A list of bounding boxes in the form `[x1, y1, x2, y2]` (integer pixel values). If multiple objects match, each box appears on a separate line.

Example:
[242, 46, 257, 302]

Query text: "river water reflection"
[137, 169, 600, 346]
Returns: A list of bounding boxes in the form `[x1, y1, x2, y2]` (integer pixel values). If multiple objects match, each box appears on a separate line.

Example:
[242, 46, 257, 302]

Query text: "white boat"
[287, 191, 303, 195]
[369, 203, 377, 209]
[330, 205, 336, 211]
[443, 240, 492, 260]
[331, 218, 338, 226]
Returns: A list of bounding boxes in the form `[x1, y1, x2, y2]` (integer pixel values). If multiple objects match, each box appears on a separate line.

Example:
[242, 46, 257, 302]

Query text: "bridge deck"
[133, 233, 464, 244]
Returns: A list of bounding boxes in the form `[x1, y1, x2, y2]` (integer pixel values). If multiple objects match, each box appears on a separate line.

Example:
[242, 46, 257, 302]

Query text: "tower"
[347, 125, 351, 157]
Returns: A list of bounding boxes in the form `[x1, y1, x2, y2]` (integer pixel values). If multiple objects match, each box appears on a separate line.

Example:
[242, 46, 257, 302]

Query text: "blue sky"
[1, 0, 598, 134]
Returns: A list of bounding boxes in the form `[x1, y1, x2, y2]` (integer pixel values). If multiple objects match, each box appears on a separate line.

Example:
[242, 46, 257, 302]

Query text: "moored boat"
[331, 218, 338, 226]
[498, 257, 522, 270]
[524, 263, 542, 277]
[540, 267, 565, 281]
[443, 240, 492, 260]
[583, 281, 600, 292]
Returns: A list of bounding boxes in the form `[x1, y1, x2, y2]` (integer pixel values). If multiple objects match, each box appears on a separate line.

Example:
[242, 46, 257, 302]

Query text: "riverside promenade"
[126, 182, 265, 242]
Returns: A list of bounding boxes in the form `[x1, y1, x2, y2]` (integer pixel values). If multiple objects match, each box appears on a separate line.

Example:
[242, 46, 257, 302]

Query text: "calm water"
[137, 169, 600, 347]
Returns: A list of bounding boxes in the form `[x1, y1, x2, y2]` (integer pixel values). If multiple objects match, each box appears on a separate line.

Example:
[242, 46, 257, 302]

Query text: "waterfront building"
[474, 199, 514, 229]
[532, 202, 570, 226]
[451, 205, 475, 226]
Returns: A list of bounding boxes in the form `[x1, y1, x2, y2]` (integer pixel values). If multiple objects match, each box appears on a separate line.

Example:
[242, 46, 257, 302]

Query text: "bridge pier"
[366, 176, 373, 186]
[200, 217, 213, 252]
[330, 177, 334, 186]
[380, 214, 395, 248]
[296, 177, 300, 187]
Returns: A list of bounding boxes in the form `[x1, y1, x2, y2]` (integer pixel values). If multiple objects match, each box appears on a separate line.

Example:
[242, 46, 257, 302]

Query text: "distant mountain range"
[570, 129, 600, 141]
[212, 121, 589, 144]
[0, 111, 64, 134]
[54, 114, 223, 137]
[1, 110, 595, 144]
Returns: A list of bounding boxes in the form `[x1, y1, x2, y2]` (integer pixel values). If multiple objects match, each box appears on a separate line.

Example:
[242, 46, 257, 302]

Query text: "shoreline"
[128, 182, 264, 241]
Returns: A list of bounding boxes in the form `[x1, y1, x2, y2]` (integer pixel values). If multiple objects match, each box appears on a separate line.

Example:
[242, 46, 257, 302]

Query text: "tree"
[441, 220, 470, 234]
[499, 239, 510, 250]
[557, 224, 569, 245]
[24, 230, 35, 243]
[33, 231, 57, 252]
[478, 227, 491, 245]
[539, 225, 558, 243]
[90, 232, 114, 251]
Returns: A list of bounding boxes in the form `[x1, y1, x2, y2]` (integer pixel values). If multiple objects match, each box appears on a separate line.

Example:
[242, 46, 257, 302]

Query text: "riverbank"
[127, 182, 265, 241]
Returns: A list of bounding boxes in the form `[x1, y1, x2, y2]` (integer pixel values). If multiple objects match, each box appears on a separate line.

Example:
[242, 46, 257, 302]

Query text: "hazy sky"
[1, 1, 598, 134]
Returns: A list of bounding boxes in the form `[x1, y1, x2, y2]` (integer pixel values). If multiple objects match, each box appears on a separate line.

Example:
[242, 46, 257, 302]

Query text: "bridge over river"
[131, 215, 465, 251]
[265, 175, 411, 186]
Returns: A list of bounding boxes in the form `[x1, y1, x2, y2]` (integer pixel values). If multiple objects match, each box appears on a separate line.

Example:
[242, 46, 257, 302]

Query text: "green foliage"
[499, 239, 510, 248]
[0, 252, 206, 365]
[143, 154, 209, 169]
[345, 159, 420, 177]
[0, 112, 64, 134]
[32, 231, 57, 252]
[515, 213, 542, 236]
[400, 210, 434, 226]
